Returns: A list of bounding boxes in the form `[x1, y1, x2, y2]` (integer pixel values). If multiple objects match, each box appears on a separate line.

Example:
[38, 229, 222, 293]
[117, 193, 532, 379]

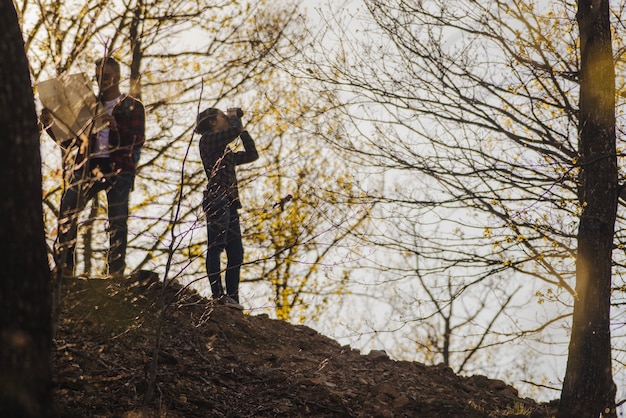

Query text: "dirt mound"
[51, 273, 557, 417]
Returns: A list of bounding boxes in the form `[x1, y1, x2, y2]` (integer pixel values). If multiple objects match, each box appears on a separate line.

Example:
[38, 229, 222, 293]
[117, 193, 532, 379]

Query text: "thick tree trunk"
[558, 1, 617, 417]
[0, 1, 51, 417]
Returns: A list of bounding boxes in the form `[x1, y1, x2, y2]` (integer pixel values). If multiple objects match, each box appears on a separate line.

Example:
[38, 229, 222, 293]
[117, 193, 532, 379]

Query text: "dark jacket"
[58, 95, 145, 174]
[199, 115, 258, 209]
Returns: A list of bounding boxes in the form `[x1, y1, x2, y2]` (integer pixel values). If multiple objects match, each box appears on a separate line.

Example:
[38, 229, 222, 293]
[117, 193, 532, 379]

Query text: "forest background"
[15, 0, 626, 411]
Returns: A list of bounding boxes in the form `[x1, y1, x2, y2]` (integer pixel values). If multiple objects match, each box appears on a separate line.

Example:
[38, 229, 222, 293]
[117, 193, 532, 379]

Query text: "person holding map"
[41, 57, 145, 278]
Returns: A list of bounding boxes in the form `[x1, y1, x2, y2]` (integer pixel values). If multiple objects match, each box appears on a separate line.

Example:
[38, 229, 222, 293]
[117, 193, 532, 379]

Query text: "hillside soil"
[51, 272, 558, 417]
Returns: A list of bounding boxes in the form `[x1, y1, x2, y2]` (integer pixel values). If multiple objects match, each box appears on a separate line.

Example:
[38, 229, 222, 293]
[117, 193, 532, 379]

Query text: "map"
[38, 73, 106, 142]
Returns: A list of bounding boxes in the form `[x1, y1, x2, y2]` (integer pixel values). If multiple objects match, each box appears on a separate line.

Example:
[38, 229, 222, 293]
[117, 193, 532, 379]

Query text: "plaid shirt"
[199, 116, 258, 208]
[60, 95, 145, 174]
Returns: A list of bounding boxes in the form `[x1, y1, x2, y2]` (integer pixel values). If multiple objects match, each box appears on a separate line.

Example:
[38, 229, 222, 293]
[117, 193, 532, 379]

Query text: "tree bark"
[0, 0, 51, 416]
[558, 1, 617, 417]
[129, 0, 144, 100]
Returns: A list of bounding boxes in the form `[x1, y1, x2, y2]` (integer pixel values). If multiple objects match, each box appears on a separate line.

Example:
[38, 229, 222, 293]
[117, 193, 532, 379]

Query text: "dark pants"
[55, 168, 133, 276]
[203, 194, 243, 302]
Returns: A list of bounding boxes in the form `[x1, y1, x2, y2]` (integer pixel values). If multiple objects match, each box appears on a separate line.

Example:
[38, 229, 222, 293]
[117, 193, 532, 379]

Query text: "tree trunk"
[83, 196, 100, 276]
[129, 0, 144, 100]
[558, 1, 617, 417]
[0, 0, 52, 416]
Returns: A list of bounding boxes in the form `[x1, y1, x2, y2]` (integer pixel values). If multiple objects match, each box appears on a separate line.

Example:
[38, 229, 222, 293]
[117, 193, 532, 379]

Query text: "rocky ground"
[50, 272, 557, 417]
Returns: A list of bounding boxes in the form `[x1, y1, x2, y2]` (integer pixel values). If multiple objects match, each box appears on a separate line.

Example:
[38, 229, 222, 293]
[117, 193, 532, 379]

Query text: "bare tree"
[0, 0, 51, 416]
[291, 0, 626, 404]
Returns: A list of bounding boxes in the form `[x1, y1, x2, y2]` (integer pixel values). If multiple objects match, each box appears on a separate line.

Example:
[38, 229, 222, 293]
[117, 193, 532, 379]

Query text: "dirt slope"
[51, 273, 557, 417]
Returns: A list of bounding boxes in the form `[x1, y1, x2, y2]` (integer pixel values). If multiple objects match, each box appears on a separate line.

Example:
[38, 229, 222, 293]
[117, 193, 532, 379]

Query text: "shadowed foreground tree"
[0, 0, 51, 416]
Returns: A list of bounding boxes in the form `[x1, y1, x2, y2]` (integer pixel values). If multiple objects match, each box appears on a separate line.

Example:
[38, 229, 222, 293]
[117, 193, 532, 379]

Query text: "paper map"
[38, 73, 106, 142]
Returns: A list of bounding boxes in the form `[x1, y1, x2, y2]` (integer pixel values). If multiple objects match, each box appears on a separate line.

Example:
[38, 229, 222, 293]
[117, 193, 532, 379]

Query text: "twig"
[143, 80, 206, 405]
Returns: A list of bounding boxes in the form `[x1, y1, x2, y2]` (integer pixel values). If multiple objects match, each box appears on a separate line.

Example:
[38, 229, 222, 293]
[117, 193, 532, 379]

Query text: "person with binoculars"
[195, 107, 258, 309]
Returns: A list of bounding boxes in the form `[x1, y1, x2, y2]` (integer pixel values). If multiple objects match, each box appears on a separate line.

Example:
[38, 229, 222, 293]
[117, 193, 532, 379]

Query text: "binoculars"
[228, 108, 244, 118]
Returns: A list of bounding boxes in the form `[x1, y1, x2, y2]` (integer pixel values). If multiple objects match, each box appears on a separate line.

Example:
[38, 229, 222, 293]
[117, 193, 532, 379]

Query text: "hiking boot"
[218, 295, 244, 310]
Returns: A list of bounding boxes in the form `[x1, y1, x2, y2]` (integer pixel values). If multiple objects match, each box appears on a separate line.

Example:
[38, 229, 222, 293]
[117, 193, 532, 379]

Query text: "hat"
[195, 107, 218, 134]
